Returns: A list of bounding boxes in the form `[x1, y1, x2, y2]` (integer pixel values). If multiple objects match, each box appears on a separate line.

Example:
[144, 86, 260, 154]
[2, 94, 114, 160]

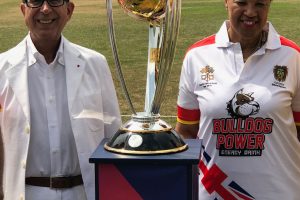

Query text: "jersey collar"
[215, 20, 281, 51]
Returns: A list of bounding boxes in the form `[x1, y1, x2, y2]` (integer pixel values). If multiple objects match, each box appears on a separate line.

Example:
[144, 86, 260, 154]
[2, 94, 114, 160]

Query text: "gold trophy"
[104, 0, 187, 154]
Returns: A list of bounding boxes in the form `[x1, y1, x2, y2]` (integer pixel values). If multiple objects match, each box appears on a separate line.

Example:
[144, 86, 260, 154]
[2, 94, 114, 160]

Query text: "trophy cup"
[104, 0, 188, 154]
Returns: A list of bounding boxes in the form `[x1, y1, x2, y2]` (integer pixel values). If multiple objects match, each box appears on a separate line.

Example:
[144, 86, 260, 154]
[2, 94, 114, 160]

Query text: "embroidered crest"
[273, 65, 288, 82]
[200, 65, 214, 82]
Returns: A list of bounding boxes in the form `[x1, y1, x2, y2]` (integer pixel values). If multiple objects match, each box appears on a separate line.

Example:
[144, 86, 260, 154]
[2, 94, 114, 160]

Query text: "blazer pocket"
[80, 93, 104, 132]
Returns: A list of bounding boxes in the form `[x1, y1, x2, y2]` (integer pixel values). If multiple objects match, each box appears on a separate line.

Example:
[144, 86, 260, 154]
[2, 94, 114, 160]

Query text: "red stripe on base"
[177, 105, 200, 122]
[99, 164, 143, 200]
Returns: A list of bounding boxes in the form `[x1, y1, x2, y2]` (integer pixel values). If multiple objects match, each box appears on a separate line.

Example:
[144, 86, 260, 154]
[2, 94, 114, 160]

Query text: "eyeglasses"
[23, 0, 69, 8]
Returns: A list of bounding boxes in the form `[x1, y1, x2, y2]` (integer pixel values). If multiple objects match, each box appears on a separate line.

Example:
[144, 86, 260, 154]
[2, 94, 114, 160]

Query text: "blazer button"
[25, 126, 30, 134]
[21, 160, 26, 169]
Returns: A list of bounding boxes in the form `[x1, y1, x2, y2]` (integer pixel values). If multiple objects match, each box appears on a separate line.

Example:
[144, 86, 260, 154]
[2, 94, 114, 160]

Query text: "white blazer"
[0, 35, 121, 200]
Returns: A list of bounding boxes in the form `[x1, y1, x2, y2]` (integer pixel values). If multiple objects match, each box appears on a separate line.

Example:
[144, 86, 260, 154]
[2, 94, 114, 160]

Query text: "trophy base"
[104, 113, 188, 155]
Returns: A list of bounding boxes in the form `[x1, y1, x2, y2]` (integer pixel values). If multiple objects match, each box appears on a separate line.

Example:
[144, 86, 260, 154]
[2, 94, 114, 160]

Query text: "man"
[0, 0, 121, 199]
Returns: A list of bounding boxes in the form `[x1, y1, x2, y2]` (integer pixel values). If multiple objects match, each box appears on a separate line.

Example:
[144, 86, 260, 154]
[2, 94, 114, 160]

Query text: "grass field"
[0, 0, 300, 125]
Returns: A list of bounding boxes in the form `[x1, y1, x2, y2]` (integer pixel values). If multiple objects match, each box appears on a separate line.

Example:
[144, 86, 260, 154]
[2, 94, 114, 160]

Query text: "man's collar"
[26, 33, 65, 66]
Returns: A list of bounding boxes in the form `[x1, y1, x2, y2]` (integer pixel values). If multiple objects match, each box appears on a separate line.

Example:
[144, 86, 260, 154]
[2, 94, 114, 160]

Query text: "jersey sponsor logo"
[199, 65, 217, 88]
[272, 65, 288, 88]
[213, 88, 274, 157]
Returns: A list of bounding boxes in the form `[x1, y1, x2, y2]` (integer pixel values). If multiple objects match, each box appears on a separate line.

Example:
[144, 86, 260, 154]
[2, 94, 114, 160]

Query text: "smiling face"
[225, 0, 271, 42]
[21, 1, 74, 45]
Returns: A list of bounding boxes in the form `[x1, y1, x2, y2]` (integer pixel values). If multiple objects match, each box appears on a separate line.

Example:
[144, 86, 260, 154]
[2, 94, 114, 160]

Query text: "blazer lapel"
[63, 37, 86, 111]
[5, 36, 86, 122]
[5, 39, 31, 122]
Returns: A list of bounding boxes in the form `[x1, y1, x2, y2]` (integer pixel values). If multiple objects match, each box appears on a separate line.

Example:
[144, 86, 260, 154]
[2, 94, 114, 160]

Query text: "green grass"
[0, 0, 299, 125]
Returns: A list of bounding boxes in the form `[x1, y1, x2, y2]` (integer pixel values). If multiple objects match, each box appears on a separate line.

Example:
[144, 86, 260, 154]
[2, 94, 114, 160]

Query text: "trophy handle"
[151, 0, 182, 114]
[106, 0, 136, 115]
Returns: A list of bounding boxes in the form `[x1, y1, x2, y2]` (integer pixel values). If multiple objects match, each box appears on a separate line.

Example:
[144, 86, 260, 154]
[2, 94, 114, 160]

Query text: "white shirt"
[25, 36, 86, 200]
[177, 21, 300, 200]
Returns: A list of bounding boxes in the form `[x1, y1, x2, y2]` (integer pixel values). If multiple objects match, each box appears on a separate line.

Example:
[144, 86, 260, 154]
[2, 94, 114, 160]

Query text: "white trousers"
[25, 185, 87, 200]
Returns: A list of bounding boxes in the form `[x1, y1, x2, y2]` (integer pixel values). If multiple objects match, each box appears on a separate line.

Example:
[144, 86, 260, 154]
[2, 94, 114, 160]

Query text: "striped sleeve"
[177, 106, 200, 124]
[177, 52, 200, 125]
[177, 36, 215, 125]
[281, 36, 300, 126]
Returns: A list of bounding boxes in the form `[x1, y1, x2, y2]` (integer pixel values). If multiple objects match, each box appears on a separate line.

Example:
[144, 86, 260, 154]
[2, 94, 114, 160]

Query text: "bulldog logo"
[227, 89, 260, 119]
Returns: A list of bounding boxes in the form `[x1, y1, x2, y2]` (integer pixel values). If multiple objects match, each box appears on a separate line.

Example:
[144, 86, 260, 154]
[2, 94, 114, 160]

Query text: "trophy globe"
[104, 0, 188, 154]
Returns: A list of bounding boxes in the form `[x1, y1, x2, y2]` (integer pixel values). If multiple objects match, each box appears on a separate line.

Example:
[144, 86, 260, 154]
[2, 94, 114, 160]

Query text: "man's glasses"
[23, 0, 69, 8]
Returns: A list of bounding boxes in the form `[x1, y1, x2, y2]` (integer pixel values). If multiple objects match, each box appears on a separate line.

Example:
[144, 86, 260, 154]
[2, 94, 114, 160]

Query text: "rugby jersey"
[177, 21, 300, 200]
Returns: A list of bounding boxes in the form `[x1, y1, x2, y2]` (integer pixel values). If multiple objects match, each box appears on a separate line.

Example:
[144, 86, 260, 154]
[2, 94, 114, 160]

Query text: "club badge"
[273, 65, 288, 82]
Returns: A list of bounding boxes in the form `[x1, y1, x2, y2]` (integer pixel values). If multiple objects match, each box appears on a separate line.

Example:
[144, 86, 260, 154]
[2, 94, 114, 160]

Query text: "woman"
[176, 0, 300, 199]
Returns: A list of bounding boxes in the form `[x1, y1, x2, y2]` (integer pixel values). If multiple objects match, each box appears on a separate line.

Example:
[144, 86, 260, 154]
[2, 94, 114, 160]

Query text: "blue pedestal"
[89, 139, 201, 200]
